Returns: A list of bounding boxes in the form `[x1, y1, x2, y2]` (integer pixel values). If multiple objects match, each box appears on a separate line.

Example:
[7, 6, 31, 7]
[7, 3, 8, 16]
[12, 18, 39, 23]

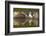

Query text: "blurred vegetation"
[13, 8, 39, 12]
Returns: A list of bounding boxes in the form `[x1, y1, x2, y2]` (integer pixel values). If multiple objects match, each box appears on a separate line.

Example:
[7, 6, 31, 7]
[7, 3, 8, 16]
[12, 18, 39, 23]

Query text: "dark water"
[13, 18, 39, 28]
